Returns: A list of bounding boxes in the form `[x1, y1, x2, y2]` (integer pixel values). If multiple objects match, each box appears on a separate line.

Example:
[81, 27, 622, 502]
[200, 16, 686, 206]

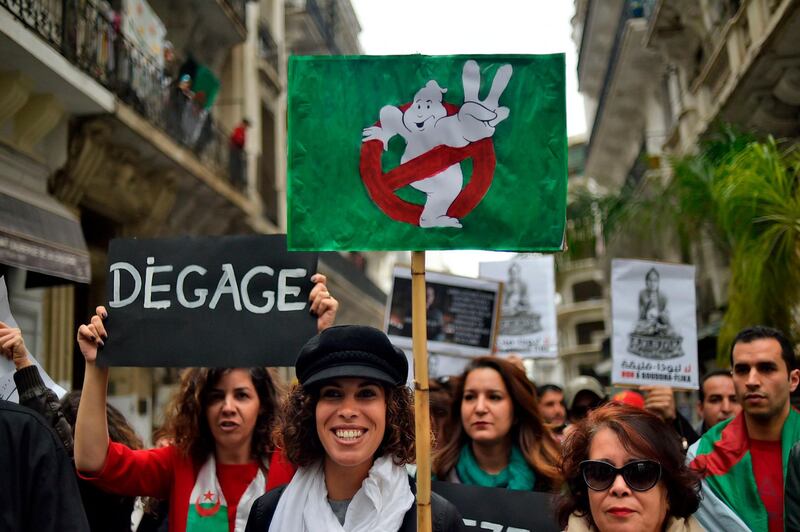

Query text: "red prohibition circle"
[359, 103, 497, 226]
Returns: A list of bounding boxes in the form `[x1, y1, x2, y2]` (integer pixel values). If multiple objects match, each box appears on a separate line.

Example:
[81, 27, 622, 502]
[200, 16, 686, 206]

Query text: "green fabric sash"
[690, 409, 800, 531]
[456, 444, 535, 491]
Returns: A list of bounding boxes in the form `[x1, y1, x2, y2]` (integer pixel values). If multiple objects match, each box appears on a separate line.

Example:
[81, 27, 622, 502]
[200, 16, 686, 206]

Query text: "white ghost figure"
[363, 60, 513, 228]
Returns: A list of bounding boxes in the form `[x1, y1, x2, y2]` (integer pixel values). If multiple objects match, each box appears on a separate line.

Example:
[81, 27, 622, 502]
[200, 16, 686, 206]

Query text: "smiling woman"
[245, 325, 464, 532]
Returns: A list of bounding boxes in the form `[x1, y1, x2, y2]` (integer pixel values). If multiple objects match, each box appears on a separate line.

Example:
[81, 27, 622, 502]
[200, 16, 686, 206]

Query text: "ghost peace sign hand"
[457, 60, 513, 142]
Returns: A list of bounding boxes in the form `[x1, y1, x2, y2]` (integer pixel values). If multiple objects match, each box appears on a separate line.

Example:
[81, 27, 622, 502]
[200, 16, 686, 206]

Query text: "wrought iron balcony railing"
[585, 0, 648, 160]
[223, 0, 246, 27]
[258, 22, 279, 73]
[305, 0, 338, 54]
[2, 0, 231, 180]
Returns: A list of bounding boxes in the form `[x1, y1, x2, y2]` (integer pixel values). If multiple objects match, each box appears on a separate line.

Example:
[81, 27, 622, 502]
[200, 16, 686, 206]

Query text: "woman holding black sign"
[557, 403, 702, 531]
[74, 275, 337, 532]
[245, 325, 464, 531]
[432, 356, 562, 492]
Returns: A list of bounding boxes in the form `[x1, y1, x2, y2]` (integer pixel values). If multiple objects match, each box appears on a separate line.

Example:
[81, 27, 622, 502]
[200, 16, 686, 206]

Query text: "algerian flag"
[288, 54, 567, 251]
[689, 410, 800, 530]
[186, 455, 266, 531]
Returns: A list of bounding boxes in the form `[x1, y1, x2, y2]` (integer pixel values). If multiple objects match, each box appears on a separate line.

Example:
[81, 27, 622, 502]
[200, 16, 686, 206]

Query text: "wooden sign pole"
[412, 250, 432, 532]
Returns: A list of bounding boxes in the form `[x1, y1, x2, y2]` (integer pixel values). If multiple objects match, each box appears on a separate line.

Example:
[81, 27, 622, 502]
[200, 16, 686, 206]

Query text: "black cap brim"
[302, 364, 401, 388]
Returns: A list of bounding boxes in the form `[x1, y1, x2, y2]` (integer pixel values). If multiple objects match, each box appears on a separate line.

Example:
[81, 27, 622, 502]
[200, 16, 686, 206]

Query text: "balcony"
[146, 0, 247, 68]
[577, 0, 626, 98]
[258, 21, 281, 92]
[2, 0, 235, 179]
[648, 0, 800, 151]
[557, 299, 606, 320]
[0, 0, 114, 116]
[584, 0, 662, 188]
[285, 0, 361, 55]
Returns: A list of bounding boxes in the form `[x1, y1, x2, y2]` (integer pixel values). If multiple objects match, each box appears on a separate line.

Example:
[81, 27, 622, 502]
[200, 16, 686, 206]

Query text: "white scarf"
[268, 455, 414, 532]
[188, 454, 266, 532]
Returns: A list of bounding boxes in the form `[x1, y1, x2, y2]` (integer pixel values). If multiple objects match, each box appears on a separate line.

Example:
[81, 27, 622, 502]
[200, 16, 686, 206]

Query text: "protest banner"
[289, 53, 567, 531]
[0, 276, 67, 401]
[480, 256, 557, 357]
[611, 259, 698, 389]
[99, 234, 318, 368]
[386, 266, 501, 357]
[288, 54, 567, 252]
[432, 481, 559, 532]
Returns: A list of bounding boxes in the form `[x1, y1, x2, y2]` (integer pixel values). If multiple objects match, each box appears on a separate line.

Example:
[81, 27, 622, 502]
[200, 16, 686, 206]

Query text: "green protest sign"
[288, 54, 566, 251]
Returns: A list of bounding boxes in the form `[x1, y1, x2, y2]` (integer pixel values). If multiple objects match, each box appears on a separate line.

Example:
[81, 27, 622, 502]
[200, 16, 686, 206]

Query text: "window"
[576, 321, 605, 345]
[572, 280, 603, 303]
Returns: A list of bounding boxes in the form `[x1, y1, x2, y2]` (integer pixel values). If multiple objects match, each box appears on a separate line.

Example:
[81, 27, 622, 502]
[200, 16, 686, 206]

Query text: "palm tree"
[587, 127, 800, 362]
[712, 135, 800, 359]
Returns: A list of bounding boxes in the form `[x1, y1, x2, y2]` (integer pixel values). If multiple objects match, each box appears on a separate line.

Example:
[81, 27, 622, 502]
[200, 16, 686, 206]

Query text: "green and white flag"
[288, 54, 567, 251]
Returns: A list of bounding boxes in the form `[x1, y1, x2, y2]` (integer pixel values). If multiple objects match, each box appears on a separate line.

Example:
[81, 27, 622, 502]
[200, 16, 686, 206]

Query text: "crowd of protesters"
[2, 282, 800, 531]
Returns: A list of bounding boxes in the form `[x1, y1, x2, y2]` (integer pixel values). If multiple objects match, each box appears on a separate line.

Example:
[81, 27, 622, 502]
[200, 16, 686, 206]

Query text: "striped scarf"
[689, 409, 800, 531]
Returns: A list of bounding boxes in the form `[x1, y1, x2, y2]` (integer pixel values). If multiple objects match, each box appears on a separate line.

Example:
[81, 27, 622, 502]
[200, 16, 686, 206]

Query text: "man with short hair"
[689, 326, 800, 532]
[537, 384, 566, 441]
[696, 369, 741, 435]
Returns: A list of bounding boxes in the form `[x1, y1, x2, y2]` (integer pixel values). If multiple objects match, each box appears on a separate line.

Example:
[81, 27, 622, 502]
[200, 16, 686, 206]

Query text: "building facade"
[554, 136, 610, 386]
[1, 0, 389, 440]
[572, 0, 799, 375]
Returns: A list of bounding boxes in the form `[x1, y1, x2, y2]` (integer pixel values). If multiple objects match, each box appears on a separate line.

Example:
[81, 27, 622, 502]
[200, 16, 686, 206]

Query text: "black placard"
[432, 481, 559, 532]
[386, 266, 501, 357]
[99, 235, 318, 367]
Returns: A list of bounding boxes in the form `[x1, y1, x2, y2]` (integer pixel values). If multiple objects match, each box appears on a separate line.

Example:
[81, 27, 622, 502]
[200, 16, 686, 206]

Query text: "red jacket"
[80, 442, 295, 531]
[230, 126, 246, 149]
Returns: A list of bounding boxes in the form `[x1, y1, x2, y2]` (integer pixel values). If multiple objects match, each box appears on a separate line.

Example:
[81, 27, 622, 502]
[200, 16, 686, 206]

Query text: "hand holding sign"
[309, 274, 338, 332]
[76, 306, 108, 365]
[0, 321, 32, 370]
[641, 385, 677, 422]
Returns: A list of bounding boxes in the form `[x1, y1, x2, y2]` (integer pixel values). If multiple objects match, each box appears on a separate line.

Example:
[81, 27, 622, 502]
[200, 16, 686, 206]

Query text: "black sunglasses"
[579, 460, 661, 492]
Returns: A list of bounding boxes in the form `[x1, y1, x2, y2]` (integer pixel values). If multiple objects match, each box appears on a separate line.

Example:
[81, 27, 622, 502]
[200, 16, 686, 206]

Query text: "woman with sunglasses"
[557, 403, 703, 532]
[433, 356, 561, 491]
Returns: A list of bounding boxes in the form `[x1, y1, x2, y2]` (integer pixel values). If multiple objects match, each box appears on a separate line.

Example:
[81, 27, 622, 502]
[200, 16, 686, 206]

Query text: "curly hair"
[556, 403, 701, 528]
[278, 381, 415, 467]
[432, 356, 562, 488]
[60, 390, 143, 450]
[161, 367, 281, 465]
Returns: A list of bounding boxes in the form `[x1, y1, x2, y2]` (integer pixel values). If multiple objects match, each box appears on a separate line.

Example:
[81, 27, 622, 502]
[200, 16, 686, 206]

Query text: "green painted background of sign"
[288, 54, 567, 251]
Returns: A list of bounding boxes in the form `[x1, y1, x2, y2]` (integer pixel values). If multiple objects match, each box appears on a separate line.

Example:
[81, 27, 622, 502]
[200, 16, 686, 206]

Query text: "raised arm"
[0, 322, 75, 454]
[74, 306, 111, 472]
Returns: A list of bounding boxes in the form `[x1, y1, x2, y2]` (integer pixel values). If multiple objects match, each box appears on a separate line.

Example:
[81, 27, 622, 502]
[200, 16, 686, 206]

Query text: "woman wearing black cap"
[245, 324, 464, 531]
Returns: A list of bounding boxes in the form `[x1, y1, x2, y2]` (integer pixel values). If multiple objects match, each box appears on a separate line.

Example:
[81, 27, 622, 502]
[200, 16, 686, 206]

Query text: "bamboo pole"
[411, 250, 432, 532]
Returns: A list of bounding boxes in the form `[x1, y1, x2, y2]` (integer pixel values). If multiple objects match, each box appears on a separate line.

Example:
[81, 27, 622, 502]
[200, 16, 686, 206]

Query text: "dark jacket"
[787, 441, 800, 532]
[13, 365, 137, 532]
[0, 399, 89, 531]
[14, 365, 73, 453]
[245, 475, 464, 532]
